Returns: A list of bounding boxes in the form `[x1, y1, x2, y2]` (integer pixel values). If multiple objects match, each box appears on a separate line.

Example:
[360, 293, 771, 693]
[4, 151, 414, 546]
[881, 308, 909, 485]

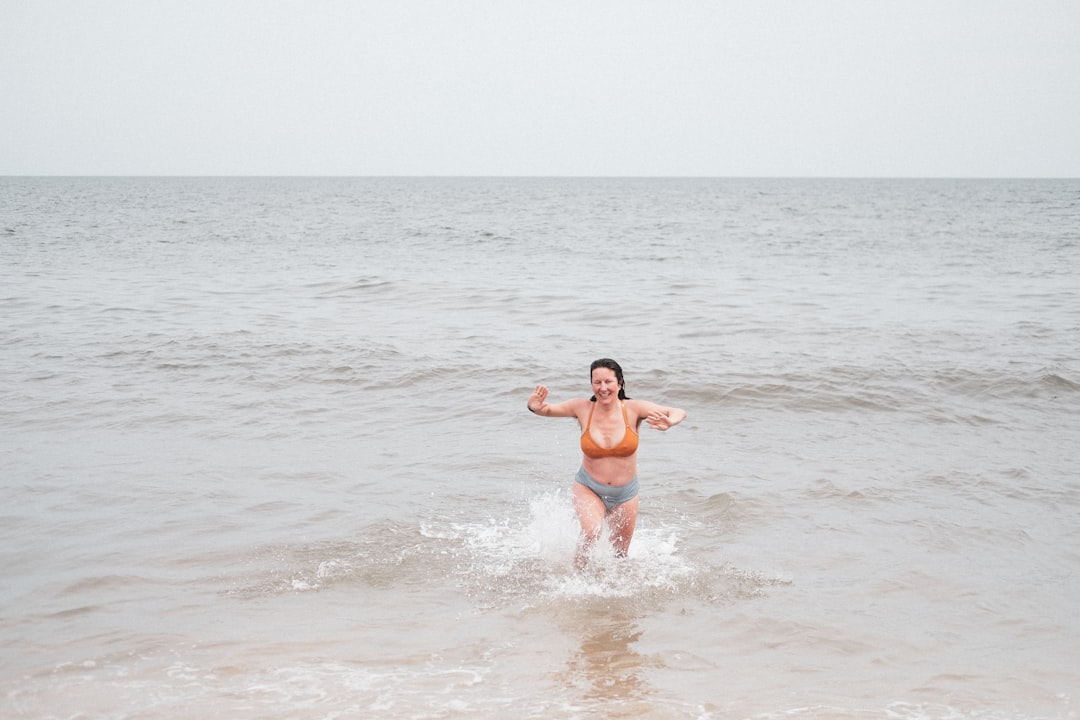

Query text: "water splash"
[444, 489, 701, 607]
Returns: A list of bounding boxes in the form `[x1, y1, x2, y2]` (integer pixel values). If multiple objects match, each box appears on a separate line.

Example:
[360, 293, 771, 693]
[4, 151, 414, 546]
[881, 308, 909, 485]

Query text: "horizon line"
[3, 174, 1077, 181]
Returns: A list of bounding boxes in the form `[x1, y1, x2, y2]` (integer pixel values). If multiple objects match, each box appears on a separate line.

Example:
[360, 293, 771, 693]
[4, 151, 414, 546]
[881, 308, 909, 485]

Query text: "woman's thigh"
[571, 482, 607, 538]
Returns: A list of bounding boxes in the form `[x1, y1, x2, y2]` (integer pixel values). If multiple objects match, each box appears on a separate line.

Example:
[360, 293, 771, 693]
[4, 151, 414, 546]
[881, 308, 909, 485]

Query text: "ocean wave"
[657, 365, 1079, 423]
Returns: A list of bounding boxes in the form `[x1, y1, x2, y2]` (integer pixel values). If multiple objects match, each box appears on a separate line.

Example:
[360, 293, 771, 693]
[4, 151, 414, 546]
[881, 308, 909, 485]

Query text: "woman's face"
[591, 367, 621, 400]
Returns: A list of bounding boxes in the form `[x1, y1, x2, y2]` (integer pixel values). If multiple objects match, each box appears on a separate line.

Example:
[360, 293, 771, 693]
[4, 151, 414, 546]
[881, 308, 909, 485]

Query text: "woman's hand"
[527, 385, 548, 413]
[645, 407, 686, 431]
[645, 411, 672, 430]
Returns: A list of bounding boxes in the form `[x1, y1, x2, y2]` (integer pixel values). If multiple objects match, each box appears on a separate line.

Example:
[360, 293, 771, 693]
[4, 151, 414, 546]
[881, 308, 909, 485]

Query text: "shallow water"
[2, 177, 1078, 718]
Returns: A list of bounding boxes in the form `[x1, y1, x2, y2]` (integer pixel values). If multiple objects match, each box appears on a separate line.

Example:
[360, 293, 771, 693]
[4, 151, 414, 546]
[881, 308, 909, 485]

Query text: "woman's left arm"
[634, 400, 687, 431]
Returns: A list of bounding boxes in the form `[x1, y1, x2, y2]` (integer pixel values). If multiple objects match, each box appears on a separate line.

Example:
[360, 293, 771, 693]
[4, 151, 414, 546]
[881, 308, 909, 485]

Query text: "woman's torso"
[579, 400, 639, 486]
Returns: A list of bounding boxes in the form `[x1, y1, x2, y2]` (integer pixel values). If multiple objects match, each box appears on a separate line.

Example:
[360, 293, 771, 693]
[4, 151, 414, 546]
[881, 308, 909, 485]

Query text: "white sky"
[2, 0, 1078, 177]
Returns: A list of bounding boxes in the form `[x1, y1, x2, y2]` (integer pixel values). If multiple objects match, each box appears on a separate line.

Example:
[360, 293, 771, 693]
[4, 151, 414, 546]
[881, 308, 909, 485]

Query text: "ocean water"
[1, 176, 1078, 719]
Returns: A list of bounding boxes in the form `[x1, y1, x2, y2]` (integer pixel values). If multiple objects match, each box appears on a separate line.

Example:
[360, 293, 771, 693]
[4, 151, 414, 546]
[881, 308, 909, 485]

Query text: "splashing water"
[438, 489, 701, 607]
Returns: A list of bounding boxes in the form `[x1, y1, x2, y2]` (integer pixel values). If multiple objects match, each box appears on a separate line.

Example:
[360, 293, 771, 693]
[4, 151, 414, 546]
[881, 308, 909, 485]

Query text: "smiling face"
[591, 367, 621, 402]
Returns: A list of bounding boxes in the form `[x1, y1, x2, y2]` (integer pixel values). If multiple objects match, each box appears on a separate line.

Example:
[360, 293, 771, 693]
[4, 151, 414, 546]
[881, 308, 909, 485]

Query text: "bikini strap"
[585, 401, 630, 432]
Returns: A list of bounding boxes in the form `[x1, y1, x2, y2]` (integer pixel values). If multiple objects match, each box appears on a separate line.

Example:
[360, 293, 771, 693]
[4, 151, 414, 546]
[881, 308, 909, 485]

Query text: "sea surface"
[1, 176, 1078, 719]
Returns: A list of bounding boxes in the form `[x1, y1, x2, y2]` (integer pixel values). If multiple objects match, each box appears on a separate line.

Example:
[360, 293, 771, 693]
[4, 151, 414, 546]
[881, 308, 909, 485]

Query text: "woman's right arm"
[527, 385, 582, 418]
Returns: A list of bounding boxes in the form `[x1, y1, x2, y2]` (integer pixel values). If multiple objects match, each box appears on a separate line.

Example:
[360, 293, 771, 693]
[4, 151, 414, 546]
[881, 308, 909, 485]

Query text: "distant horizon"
[3, 174, 1077, 181]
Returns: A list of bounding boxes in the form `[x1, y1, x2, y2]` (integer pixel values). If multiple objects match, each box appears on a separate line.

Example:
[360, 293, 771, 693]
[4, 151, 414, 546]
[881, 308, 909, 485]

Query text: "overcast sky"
[2, 0, 1078, 177]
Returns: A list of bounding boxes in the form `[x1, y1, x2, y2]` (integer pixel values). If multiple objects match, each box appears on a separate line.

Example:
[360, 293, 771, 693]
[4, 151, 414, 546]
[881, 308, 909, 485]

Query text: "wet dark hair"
[589, 358, 629, 401]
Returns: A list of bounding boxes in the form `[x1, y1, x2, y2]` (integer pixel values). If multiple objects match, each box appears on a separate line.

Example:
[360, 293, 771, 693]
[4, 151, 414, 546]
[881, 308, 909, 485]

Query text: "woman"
[527, 358, 687, 567]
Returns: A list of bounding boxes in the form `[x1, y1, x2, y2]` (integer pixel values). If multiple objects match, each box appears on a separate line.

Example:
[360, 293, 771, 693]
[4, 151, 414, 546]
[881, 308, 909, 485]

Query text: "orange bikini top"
[580, 401, 639, 459]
